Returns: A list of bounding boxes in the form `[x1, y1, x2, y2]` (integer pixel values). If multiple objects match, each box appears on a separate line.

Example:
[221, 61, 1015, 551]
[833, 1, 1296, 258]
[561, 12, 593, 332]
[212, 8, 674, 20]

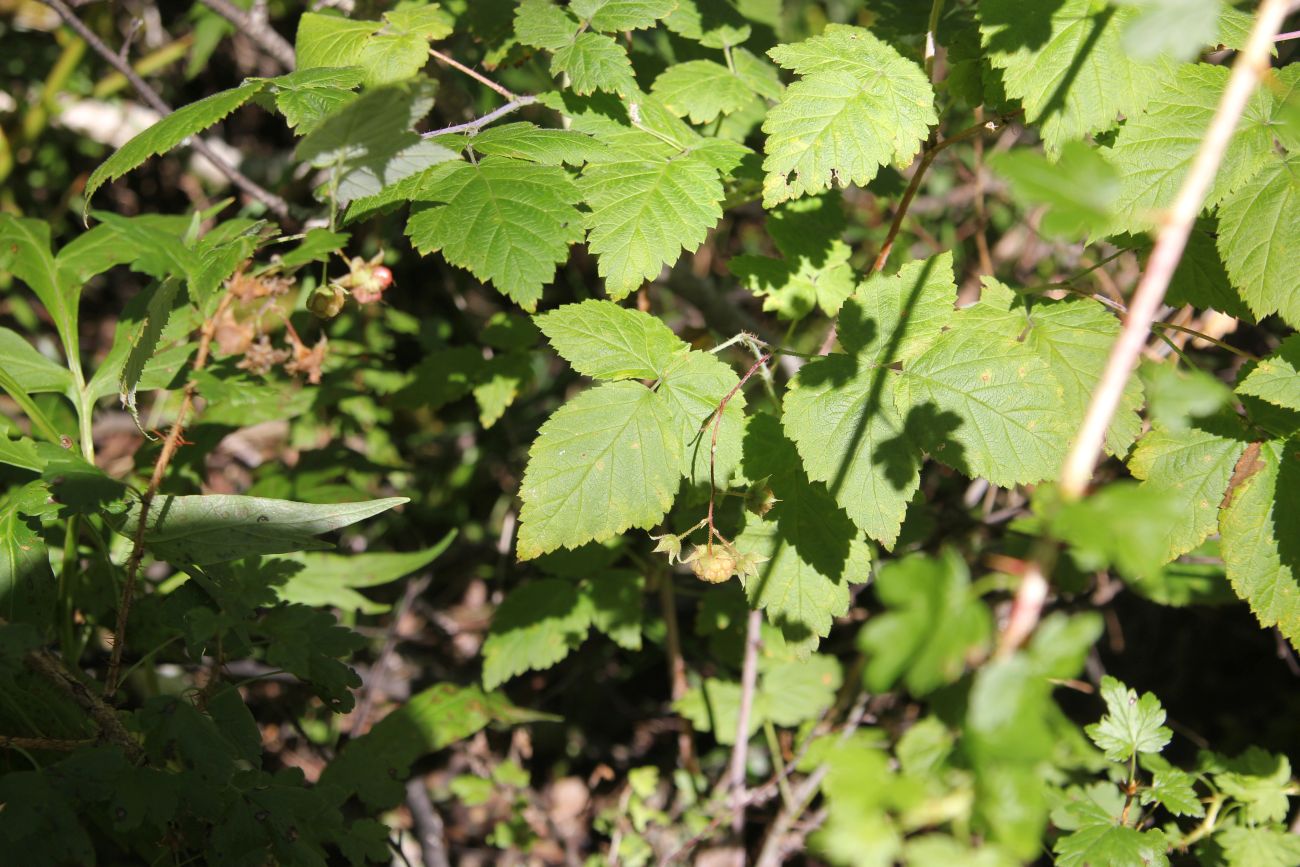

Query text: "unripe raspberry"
[689, 547, 736, 584]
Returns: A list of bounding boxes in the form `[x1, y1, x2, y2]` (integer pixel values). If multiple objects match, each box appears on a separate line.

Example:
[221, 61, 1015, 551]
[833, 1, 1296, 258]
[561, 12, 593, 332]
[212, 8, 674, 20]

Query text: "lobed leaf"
[535, 299, 686, 380]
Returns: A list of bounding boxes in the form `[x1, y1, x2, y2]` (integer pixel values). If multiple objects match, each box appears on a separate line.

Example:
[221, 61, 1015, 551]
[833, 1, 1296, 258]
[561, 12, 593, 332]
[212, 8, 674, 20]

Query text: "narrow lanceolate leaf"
[535, 299, 686, 380]
[762, 25, 936, 206]
[1105, 64, 1275, 234]
[481, 579, 593, 689]
[551, 32, 638, 96]
[111, 494, 408, 565]
[656, 350, 746, 487]
[580, 147, 724, 299]
[0, 215, 78, 360]
[84, 81, 267, 212]
[1128, 424, 1247, 563]
[1220, 440, 1300, 648]
[784, 358, 921, 549]
[466, 123, 607, 166]
[0, 328, 73, 394]
[571, 0, 676, 31]
[1216, 154, 1300, 329]
[735, 415, 866, 654]
[119, 278, 182, 423]
[651, 60, 756, 124]
[406, 158, 585, 311]
[980, 0, 1175, 156]
[895, 319, 1071, 487]
[1238, 336, 1300, 412]
[517, 382, 681, 559]
[0, 492, 56, 632]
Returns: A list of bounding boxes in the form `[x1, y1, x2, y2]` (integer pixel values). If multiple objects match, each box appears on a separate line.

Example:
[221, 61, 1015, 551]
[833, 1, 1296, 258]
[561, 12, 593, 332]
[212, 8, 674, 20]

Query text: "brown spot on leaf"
[1221, 442, 1265, 510]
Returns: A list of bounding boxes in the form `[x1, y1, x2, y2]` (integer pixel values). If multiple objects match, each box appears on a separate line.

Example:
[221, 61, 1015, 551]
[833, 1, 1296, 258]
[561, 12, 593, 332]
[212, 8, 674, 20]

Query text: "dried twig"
[351, 574, 432, 736]
[729, 608, 763, 834]
[198, 0, 296, 70]
[405, 776, 451, 867]
[0, 734, 96, 751]
[658, 571, 700, 775]
[428, 47, 517, 100]
[998, 0, 1293, 656]
[106, 294, 234, 696]
[43, 0, 292, 221]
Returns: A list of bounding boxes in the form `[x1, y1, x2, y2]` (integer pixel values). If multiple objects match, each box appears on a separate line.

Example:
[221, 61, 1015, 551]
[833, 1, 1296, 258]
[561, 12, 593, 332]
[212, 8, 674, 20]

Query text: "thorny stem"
[43, 0, 292, 222]
[428, 48, 518, 100]
[1000, 0, 1292, 657]
[106, 293, 234, 697]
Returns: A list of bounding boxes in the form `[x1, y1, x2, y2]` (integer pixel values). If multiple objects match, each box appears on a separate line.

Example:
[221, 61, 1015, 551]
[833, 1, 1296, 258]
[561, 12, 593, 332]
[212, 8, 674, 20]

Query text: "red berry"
[372, 265, 394, 289]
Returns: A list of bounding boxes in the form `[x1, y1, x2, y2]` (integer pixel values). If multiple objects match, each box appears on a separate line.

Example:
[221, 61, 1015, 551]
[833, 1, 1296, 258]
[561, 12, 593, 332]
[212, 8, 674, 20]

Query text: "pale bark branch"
[198, 0, 297, 70]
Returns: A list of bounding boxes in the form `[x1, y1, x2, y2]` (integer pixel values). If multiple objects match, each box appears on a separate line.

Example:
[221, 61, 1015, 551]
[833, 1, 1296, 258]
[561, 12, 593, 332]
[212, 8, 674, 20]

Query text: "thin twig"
[1058, 0, 1289, 499]
[351, 574, 432, 736]
[0, 734, 96, 751]
[198, 0, 295, 69]
[729, 608, 763, 834]
[924, 0, 946, 82]
[428, 47, 517, 100]
[659, 570, 700, 776]
[999, 0, 1291, 657]
[406, 776, 451, 867]
[707, 352, 772, 542]
[420, 96, 538, 139]
[106, 293, 234, 696]
[43, 0, 292, 221]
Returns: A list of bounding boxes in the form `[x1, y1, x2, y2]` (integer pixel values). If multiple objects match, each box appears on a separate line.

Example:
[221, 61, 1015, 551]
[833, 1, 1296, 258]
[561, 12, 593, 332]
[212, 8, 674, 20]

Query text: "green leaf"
[296, 82, 459, 206]
[118, 277, 182, 423]
[651, 60, 757, 124]
[1161, 222, 1253, 319]
[274, 532, 455, 614]
[1238, 336, 1300, 413]
[1129, 424, 1246, 562]
[1114, 0, 1223, 61]
[0, 215, 78, 363]
[1055, 823, 1169, 867]
[974, 279, 1142, 456]
[586, 570, 644, 650]
[536, 299, 686, 380]
[0, 327, 72, 395]
[859, 551, 992, 695]
[515, 0, 581, 50]
[464, 122, 607, 165]
[551, 32, 638, 96]
[759, 653, 842, 727]
[1216, 154, 1300, 329]
[406, 158, 585, 310]
[1216, 826, 1300, 867]
[1085, 675, 1173, 762]
[1220, 440, 1300, 648]
[0, 490, 56, 633]
[517, 381, 681, 559]
[1214, 747, 1295, 824]
[734, 415, 866, 652]
[320, 683, 549, 810]
[657, 350, 746, 487]
[110, 494, 408, 566]
[980, 0, 1175, 156]
[1142, 765, 1204, 817]
[762, 25, 936, 206]
[840, 253, 955, 362]
[295, 8, 451, 86]
[482, 578, 594, 688]
[895, 310, 1072, 487]
[1106, 64, 1275, 235]
[664, 0, 752, 49]
[990, 140, 1119, 239]
[580, 144, 725, 299]
[783, 359, 920, 549]
[1051, 482, 1185, 580]
[84, 81, 267, 213]
[266, 66, 364, 134]
[571, 0, 675, 31]
[1141, 359, 1233, 433]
